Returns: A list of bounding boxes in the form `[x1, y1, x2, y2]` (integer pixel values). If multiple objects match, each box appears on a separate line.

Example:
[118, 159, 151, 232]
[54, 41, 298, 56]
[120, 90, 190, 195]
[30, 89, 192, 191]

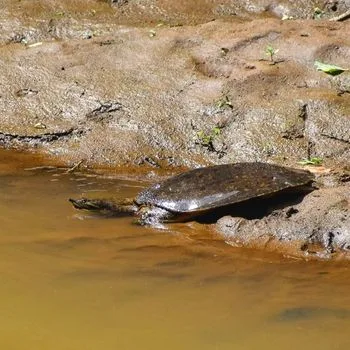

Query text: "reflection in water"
[1, 149, 350, 350]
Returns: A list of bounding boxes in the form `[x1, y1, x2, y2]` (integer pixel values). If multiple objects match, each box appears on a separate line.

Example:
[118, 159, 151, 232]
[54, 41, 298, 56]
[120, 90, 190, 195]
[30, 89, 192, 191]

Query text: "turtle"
[69, 162, 315, 225]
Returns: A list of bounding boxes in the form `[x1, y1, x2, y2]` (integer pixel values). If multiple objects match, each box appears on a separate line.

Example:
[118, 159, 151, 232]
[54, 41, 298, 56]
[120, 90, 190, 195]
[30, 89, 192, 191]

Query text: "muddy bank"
[0, 0, 350, 258]
[217, 182, 350, 259]
[0, 1, 349, 169]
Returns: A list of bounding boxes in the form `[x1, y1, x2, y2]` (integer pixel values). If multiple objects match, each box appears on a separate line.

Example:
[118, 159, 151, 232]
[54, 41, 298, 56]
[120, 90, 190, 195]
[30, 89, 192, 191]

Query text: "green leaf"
[197, 130, 205, 138]
[212, 127, 221, 136]
[298, 157, 323, 166]
[196, 130, 212, 145]
[265, 46, 279, 55]
[314, 61, 349, 76]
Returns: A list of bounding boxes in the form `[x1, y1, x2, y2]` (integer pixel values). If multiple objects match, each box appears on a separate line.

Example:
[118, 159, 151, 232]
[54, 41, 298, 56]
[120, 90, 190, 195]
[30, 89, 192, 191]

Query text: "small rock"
[34, 122, 47, 129]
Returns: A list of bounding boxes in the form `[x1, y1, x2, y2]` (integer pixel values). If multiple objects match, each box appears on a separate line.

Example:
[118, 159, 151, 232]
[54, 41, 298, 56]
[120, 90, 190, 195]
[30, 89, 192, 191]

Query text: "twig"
[329, 9, 350, 21]
[66, 160, 84, 173]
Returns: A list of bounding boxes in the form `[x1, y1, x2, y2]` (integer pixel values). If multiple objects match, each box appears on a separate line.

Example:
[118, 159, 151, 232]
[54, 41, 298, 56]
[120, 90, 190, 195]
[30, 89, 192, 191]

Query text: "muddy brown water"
[1, 148, 350, 350]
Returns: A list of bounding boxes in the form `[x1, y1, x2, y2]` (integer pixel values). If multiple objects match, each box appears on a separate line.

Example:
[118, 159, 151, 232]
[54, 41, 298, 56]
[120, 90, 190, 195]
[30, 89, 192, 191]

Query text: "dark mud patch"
[0, 127, 84, 144]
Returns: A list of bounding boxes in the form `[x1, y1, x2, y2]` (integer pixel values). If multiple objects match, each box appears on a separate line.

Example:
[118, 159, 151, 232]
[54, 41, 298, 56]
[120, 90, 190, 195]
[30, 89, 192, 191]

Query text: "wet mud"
[0, 0, 349, 169]
[217, 184, 350, 259]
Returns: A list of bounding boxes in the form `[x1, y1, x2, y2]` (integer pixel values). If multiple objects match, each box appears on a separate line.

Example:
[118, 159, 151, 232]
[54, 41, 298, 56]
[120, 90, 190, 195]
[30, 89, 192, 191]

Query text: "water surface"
[1, 149, 350, 350]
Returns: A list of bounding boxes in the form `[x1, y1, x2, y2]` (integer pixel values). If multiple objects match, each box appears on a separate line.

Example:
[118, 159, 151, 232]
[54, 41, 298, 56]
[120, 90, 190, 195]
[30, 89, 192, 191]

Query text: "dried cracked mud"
[0, 0, 349, 258]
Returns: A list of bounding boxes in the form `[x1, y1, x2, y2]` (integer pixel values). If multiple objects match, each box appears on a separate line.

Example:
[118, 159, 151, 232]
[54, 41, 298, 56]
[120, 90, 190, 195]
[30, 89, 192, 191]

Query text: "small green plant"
[212, 126, 221, 136]
[313, 7, 325, 19]
[298, 157, 323, 166]
[215, 96, 233, 109]
[196, 127, 221, 147]
[54, 11, 65, 17]
[197, 130, 212, 146]
[265, 45, 279, 63]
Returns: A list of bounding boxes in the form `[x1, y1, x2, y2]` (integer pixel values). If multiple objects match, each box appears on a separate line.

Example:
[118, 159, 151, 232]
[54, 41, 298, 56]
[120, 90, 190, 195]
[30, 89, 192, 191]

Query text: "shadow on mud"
[195, 185, 315, 224]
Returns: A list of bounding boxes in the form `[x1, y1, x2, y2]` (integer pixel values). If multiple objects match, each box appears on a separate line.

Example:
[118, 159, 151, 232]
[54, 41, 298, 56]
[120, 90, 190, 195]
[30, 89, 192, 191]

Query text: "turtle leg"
[69, 198, 137, 215]
[137, 206, 176, 225]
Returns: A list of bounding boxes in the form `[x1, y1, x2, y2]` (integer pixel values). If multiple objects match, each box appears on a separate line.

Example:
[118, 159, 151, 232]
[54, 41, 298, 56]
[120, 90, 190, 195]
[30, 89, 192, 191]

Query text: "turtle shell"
[135, 162, 314, 214]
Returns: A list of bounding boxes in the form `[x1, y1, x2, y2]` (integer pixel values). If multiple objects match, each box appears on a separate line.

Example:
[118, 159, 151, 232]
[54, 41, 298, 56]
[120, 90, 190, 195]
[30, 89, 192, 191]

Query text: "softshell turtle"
[69, 162, 314, 225]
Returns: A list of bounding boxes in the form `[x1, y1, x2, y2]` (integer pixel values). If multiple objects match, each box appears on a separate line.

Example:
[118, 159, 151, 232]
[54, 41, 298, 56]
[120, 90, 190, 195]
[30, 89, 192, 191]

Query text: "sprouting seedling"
[196, 130, 212, 146]
[216, 96, 233, 109]
[313, 7, 325, 19]
[212, 126, 221, 136]
[298, 157, 323, 166]
[196, 126, 222, 147]
[265, 45, 279, 63]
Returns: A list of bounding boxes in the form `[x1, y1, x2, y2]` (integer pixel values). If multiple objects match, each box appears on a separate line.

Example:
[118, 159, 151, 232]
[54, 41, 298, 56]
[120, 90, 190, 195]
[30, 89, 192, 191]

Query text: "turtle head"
[69, 198, 137, 215]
